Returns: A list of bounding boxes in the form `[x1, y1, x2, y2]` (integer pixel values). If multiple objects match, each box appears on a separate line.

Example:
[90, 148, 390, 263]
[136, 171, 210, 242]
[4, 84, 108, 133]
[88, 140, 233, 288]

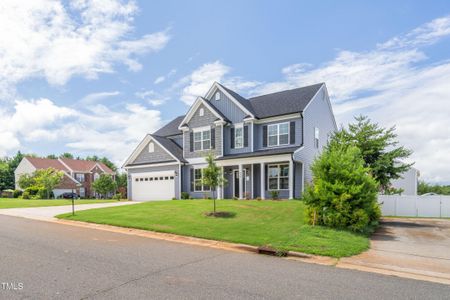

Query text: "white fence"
[378, 195, 450, 218]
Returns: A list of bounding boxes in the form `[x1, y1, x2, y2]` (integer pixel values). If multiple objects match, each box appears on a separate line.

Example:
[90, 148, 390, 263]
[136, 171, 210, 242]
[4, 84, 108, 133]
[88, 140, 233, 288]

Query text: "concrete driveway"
[0, 201, 138, 221]
[339, 218, 450, 284]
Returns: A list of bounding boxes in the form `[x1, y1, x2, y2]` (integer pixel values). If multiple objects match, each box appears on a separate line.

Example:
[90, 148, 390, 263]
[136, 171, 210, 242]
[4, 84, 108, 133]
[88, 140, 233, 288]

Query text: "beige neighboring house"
[15, 157, 115, 198]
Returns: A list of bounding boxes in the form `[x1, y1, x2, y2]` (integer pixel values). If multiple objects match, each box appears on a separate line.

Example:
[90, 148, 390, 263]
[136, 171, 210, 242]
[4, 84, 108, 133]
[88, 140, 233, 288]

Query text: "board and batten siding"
[132, 140, 175, 164]
[183, 103, 222, 158]
[223, 124, 252, 155]
[294, 86, 337, 183]
[207, 89, 247, 123]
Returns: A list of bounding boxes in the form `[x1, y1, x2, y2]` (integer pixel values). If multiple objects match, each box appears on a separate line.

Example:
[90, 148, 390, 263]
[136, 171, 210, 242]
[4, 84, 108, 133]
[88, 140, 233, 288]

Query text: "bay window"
[268, 164, 289, 190]
[267, 123, 289, 147]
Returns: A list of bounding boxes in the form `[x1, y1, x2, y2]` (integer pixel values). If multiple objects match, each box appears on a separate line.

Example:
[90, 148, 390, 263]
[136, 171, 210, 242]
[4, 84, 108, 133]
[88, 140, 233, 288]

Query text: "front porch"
[216, 155, 303, 200]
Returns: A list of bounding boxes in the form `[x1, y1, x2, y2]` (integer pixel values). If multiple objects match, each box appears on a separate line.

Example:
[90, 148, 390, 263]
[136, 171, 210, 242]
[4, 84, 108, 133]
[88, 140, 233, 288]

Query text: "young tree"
[33, 168, 64, 199]
[0, 161, 9, 191]
[303, 144, 380, 233]
[92, 174, 117, 198]
[60, 152, 74, 159]
[330, 115, 413, 194]
[18, 173, 35, 190]
[201, 153, 227, 214]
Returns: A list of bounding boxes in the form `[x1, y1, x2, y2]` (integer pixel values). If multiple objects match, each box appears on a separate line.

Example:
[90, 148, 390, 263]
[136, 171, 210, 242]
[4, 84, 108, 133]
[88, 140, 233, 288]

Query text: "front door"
[233, 169, 247, 198]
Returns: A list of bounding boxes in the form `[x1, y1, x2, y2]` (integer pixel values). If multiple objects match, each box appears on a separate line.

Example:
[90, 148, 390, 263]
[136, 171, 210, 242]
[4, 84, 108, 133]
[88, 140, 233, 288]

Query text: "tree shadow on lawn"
[203, 211, 237, 218]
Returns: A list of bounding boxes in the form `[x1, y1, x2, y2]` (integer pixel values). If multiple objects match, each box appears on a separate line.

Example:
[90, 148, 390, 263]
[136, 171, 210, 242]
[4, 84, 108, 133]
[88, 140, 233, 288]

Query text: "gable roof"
[25, 157, 69, 172]
[248, 83, 324, 118]
[154, 115, 184, 137]
[217, 83, 256, 116]
[151, 135, 187, 163]
[59, 158, 115, 174]
[178, 97, 229, 129]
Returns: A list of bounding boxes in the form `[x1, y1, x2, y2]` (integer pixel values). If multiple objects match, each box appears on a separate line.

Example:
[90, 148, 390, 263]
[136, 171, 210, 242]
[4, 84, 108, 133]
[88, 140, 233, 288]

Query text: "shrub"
[303, 144, 380, 234]
[181, 192, 190, 200]
[112, 193, 122, 201]
[270, 190, 279, 200]
[13, 190, 23, 198]
[21, 190, 30, 199]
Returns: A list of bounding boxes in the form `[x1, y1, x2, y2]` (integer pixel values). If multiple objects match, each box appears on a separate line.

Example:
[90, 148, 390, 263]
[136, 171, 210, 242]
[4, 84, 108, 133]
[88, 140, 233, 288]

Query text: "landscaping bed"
[57, 200, 369, 257]
[0, 198, 116, 209]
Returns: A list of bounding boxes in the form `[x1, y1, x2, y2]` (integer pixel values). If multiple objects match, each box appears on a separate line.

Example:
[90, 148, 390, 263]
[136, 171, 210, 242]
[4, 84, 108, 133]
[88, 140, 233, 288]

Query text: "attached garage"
[131, 171, 176, 201]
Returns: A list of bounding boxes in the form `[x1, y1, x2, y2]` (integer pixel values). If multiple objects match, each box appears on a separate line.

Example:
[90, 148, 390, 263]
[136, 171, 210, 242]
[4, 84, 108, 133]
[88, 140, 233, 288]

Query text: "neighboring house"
[391, 167, 420, 196]
[123, 82, 337, 201]
[15, 157, 115, 198]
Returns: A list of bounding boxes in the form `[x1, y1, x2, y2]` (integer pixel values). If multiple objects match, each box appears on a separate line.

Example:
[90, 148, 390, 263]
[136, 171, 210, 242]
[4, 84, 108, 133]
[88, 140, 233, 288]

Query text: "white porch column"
[251, 164, 254, 199]
[289, 159, 294, 200]
[260, 162, 265, 200]
[218, 166, 224, 199]
[238, 164, 244, 199]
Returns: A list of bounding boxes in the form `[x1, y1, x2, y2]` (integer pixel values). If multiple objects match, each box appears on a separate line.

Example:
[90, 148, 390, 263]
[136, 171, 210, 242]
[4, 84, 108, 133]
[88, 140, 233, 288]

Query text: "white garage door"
[131, 171, 175, 201]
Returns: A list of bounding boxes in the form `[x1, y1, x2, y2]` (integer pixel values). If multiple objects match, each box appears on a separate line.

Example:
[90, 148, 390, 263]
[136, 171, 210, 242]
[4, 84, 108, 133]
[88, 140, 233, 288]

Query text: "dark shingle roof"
[153, 115, 184, 137]
[216, 146, 298, 161]
[249, 83, 323, 118]
[152, 135, 187, 163]
[201, 98, 230, 123]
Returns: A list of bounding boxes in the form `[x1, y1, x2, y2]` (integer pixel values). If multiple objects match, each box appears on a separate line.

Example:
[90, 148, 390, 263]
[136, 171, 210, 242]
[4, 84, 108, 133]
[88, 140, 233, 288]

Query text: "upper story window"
[199, 108, 204, 116]
[75, 173, 85, 183]
[193, 168, 210, 192]
[193, 128, 211, 151]
[314, 127, 320, 148]
[234, 124, 244, 149]
[268, 122, 289, 147]
[94, 173, 100, 181]
[148, 142, 155, 153]
[215, 92, 220, 100]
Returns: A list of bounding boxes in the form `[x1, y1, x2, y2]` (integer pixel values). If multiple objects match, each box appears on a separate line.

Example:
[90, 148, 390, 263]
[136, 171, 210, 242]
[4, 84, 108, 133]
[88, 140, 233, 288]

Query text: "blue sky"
[1, 1, 450, 183]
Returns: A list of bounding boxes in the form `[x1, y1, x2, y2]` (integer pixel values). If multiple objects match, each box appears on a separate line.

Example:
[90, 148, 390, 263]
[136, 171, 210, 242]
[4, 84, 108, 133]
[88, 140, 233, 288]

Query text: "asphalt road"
[0, 216, 448, 300]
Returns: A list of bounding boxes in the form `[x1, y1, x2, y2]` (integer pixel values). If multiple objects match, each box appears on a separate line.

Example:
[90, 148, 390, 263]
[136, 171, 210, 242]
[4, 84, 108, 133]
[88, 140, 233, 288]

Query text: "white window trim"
[267, 163, 289, 191]
[215, 92, 220, 100]
[193, 168, 211, 192]
[314, 127, 320, 148]
[193, 126, 211, 152]
[234, 123, 244, 149]
[267, 122, 290, 147]
[199, 108, 204, 116]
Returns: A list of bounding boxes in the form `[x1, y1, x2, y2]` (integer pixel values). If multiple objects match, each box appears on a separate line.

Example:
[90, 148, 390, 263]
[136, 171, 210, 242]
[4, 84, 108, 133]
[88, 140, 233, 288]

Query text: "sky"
[0, 0, 450, 183]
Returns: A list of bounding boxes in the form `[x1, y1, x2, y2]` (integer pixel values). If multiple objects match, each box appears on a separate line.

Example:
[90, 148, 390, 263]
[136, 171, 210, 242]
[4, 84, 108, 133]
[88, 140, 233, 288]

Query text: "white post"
[238, 164, 244, 200]
[219, 166, 224, 199]
[251, 164, 254, 199]
[289, 159, 294, 200]
[260, 162, 265, 200]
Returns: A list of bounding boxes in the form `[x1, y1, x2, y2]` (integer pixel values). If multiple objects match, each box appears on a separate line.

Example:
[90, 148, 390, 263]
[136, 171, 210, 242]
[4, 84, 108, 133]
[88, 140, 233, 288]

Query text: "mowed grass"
[57, 200, 369, 257]
[0, 198, 116, 209]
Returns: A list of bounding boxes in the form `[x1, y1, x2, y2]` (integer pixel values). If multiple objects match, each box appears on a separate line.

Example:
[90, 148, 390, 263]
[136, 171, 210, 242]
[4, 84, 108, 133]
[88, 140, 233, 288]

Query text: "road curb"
[55, 218, 336, 265]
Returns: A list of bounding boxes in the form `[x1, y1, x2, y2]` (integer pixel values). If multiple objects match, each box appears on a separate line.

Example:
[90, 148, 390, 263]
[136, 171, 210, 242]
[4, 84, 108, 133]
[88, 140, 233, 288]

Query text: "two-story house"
[123, 82, 336, 201]
[15, 157, 115, 198]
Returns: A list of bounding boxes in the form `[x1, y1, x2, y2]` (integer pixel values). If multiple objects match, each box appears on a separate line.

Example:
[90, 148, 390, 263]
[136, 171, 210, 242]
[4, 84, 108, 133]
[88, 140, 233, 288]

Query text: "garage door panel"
[132, 171, 175, 201]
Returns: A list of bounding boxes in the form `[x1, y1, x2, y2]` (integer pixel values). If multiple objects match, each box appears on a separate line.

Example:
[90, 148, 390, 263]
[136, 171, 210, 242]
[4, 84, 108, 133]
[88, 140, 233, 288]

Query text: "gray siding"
[294, 86, 337, 183]
[168, 135, 183, 147]
[184, 103, 222, 158]
[127, 164, 181, 199]
[132, 140, 175, 164]
[254, 117, 303, 151]
[207, 89, 247, 123]
[223, 124, 253, 155]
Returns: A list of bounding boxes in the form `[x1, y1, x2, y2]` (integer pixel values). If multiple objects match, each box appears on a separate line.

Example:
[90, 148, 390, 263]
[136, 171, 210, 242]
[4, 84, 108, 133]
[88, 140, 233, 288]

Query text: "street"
[0, 215, 448, 299]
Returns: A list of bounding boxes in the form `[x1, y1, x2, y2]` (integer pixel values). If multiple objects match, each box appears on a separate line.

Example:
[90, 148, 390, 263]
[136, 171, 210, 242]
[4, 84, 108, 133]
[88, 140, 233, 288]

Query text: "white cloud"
[0, 97, 163, 165]
[250, 15, 450, 184]
[0, 0, 170, 99]
[79, 91, 120, 105]
[154, 76, 165, 85]
[153, 69, 177, 85]
[135, 89, 168, 106]
[179, 61, 260, 105]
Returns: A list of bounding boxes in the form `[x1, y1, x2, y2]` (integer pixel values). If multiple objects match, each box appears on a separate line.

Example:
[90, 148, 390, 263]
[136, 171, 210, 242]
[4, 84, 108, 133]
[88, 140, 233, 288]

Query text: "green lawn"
[57, 200, 369, 257]
[0, 198, 116, 209]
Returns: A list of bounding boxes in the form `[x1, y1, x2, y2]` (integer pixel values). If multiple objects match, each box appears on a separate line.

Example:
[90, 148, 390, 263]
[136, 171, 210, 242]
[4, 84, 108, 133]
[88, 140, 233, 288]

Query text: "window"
[314, 127, 320, 148]
[194, 168, 210, 192]
[268, 164, 289, 190]
[267, 123, 289, 147]
[148, 142, 154, 153]
[94, 173, 100, 181]
[234, 125, 243, 148]
[193, 128, 211, 151]
[215, 92, 220, 100]
[199, 108, 204, 117]
[75, 173, 85, 183]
